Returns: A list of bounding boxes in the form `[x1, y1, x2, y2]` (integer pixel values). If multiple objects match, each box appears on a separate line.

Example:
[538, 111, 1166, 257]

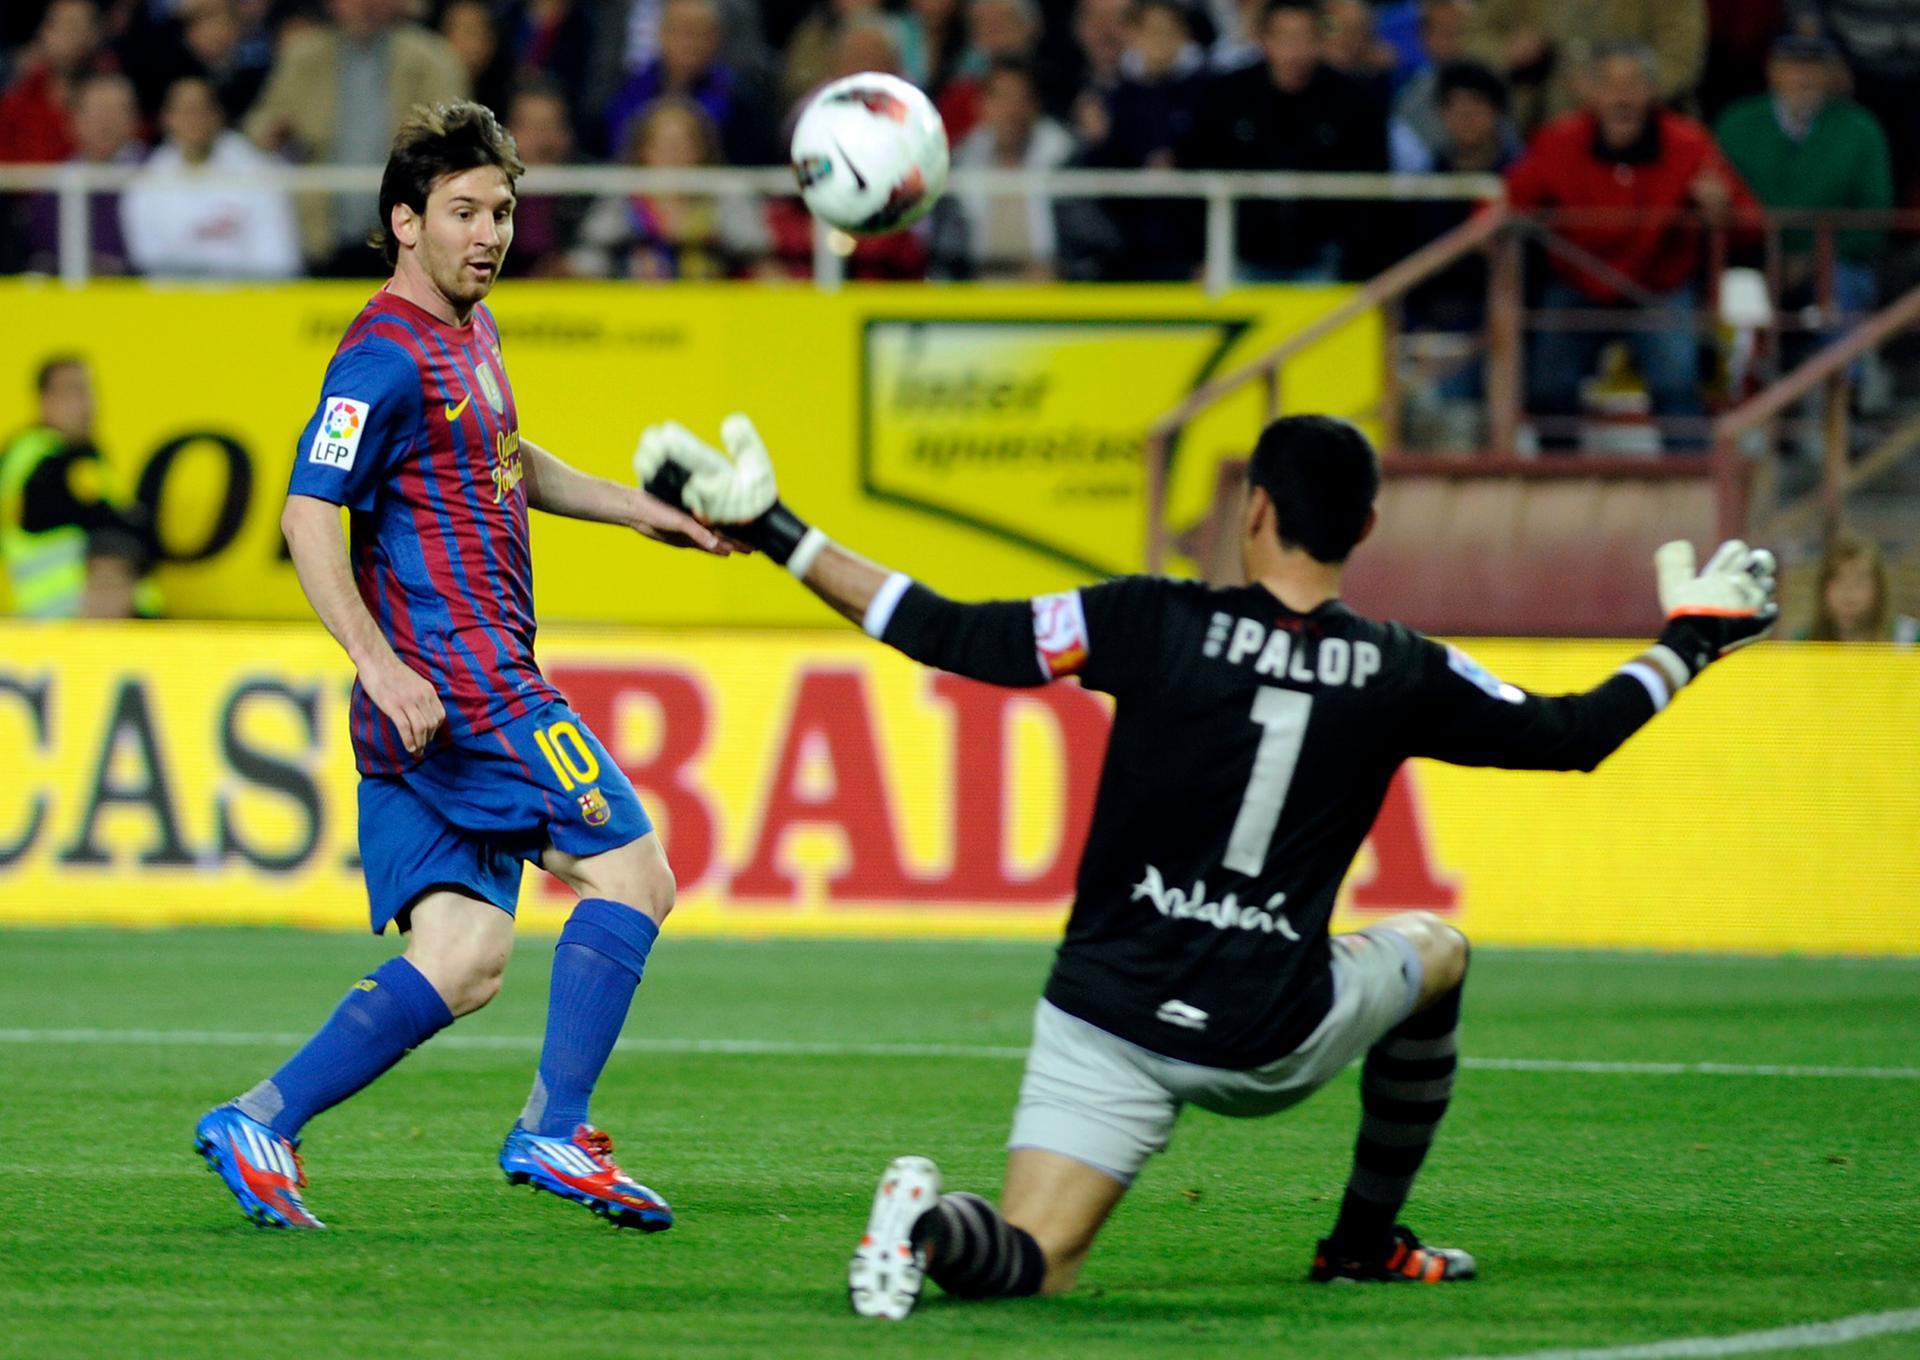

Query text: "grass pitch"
[1, 929, 1916, 1360]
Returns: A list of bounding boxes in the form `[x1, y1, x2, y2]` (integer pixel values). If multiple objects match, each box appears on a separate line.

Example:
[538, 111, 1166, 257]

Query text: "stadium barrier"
[2, 622, 1915, 954]
[0, 278, 1377, 622]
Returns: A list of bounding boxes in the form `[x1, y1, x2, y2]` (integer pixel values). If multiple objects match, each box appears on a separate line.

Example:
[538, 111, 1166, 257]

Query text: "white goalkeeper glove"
[632, 415, 824, 574]
[1654, 538, 1779, 677]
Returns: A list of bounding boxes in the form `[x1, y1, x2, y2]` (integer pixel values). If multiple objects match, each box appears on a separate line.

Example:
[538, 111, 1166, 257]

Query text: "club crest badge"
[576, 787, 610, 826]
[475, 356, 505, 413]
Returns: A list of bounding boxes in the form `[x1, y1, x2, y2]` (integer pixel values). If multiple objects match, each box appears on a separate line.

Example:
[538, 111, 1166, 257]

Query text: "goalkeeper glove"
[632, 416, 826, 575]
[1654, 538, 1779, 678]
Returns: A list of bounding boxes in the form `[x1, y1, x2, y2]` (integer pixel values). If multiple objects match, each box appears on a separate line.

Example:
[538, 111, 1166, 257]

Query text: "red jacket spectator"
[1505, 107, 1758, 303]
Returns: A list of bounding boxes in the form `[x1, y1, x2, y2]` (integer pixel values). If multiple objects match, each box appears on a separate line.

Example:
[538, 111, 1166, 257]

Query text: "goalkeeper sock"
[522, 899, 659, 1137]
[1328, 977, 1464, 1261]
[910, 1192, 1047, 1298]
[235, 955, 453, 1139]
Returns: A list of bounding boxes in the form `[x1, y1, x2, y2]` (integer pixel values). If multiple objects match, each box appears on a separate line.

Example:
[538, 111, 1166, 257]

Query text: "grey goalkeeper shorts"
[1007, 928, 1422, 1184]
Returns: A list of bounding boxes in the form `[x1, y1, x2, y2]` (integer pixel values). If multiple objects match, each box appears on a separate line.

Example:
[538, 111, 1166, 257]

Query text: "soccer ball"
[790, 73, 950, 236]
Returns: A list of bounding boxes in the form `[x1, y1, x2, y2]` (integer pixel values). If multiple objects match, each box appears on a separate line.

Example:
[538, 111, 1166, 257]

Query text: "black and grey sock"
[1329, 980, 1463, 1260]
[910, 1192, 1047, 1298]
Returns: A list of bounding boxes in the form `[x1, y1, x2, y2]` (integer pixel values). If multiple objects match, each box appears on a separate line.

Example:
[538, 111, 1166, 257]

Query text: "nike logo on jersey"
[445, 393, 472, 422]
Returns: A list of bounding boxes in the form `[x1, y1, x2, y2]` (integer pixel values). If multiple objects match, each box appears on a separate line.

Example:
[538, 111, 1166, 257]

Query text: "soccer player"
[193, 102, 734, 1231]
[633, 413, 1777, 1316]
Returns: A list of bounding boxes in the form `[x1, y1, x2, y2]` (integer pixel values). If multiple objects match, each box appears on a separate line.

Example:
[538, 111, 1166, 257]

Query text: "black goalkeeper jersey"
[1000, 576, 1658, 1070]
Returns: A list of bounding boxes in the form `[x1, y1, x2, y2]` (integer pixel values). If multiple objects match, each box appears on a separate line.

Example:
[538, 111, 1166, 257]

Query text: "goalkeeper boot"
[1310, 1224, 1476, 1283]
[194, 1104, 324, 1229]
[848, 1155, 941, 1320]
[499, 1123, 673, 1232]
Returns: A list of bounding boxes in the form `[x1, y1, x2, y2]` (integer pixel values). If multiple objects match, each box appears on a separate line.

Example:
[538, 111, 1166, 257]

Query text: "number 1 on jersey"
[1223, 687, 1312, 876]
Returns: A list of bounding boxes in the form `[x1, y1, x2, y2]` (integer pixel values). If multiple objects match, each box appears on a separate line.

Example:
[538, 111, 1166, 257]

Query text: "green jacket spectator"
[1714, 40, 1893, 263]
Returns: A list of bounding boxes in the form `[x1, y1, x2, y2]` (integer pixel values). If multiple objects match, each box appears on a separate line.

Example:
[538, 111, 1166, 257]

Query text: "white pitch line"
[1449, 1307, 1920, 1360]
[0, 1028, 1916, 1079]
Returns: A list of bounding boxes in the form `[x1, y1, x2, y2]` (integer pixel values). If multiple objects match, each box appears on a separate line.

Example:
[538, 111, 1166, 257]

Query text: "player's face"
[40, 364, 94, 439]
[414, 165, 515, 309]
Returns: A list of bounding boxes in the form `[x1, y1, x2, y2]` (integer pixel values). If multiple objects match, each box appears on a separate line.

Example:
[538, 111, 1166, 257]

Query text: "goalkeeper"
[636, 413, 1777, 1320]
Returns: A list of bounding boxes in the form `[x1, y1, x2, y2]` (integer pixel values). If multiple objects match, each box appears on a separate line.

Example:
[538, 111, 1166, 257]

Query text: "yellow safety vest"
[0, 427, 89, 618]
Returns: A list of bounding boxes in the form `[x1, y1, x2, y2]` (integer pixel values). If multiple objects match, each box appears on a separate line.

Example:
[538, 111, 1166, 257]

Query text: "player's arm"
[633, 418, 1091, 688]
[280, 495, 444, 755]
[283, 339, 449, 755]
[518, 438, 730, 555]
[1407, 541, 1777, 771]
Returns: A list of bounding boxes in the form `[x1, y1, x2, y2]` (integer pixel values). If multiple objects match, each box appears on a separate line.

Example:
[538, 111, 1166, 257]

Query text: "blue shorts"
[357, 700, 653, 934]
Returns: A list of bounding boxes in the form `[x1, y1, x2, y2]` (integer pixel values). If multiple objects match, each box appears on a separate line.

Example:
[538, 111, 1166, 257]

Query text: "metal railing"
[0, 161, 1502, 291]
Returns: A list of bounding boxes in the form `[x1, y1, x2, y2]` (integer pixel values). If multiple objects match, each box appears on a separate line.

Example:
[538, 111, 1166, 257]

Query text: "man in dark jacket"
[1188, 0, 1389, 281]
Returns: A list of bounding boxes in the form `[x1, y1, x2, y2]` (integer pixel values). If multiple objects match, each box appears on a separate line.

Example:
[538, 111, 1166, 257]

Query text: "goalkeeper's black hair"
[372, 101, 525, 268]
[1245, 415, 1380, 564]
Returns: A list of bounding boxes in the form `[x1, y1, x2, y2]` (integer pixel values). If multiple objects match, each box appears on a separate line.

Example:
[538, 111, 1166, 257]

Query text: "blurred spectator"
[24, 71, 145, 276]
[0, 356, 153, 619]
[439, 0, 516, 116]
[608, 0, 778, 165]
[934, 0, 1048, 144]
[933, 56, 1074, 279]
[1188, 0, 1389, 282]
[622, 0, 770, 85]
[834, 13, 907, 76]
[1794, 0, 1920, 201]
[1389, 0, 1474, 169]
[500, 0, 604, 153]
[1715, 33, 1892, 319]
[124, 0, 271, 125]
[1320, 0, 1396, 105]
[0, 0, 118, 164]
[243, 0, 468, 275]
[504, 79, 593, 277]
[1393, 56, 1516, 173]
[1209, 0, 1266, 70]
[1802, 537, 1919, 643]
[1463, 0, 1704, 133]
[1700, 0, 1784, 122]
[1060, 0, 1131, 119]
[1505, 41, 1758, 451]
[572, 96, 771, 279]
[898, 0, 967, 90]
[1074, 0, 1206, 280]
[120, 75, 300, 278]
[782, 0, 903, 113]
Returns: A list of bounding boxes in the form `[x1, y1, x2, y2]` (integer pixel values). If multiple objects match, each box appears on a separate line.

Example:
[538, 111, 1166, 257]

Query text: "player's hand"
[1654, 539, 1778, 676]
[629, 486, 736, 555]
[633, 417, 779, 525]
[360, 653, 445, 756]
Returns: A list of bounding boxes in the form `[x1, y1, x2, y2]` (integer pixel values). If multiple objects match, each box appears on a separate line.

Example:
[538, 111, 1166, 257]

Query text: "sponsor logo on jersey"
[1155, 999, 1210, 1032]
[308, 396, 368, 470]
[1130, 864, 1303, 938]
[1031, 590, 1090, 678]
[1446, 645, 1524, 704]
[577, 787, 610, 826]
[491, 427, 524, 503]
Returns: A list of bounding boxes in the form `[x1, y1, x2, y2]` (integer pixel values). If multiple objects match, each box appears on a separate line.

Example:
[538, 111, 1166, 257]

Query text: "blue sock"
[522, 898, 659, 1137]
[236, 956, 454, 1140]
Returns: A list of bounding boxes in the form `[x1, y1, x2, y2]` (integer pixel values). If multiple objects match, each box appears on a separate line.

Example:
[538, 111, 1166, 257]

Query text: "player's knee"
[411, 939, 509, 1017]
[593, 860, 676, 924]
[1409, 912, 1470, 992]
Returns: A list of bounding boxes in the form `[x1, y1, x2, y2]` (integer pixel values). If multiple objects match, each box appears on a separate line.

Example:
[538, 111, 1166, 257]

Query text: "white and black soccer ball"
[790, 73, 950, 236]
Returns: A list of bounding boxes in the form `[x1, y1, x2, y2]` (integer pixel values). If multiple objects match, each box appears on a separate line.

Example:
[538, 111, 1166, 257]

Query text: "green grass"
[1, 930, 1917, 1360]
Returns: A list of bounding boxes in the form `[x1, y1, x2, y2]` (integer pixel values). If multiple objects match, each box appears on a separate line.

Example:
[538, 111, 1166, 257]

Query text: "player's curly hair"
[372, 101, 526, 268]
[1246, 415, 1380, 564]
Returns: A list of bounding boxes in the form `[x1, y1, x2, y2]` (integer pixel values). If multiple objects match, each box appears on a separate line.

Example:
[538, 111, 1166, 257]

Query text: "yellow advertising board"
[0, 281, 1372, 621]
[2, 623, 1915, 954]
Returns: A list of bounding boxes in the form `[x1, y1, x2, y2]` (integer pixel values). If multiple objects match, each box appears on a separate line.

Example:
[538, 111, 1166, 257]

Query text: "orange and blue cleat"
[194, 1104, 324, 1229]
[1310, 1224, 1475, 1283]
[499, 1123, 673, 1232]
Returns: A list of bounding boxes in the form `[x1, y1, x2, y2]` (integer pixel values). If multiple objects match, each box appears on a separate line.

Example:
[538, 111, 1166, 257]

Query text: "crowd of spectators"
[0, 0, 1909, 336]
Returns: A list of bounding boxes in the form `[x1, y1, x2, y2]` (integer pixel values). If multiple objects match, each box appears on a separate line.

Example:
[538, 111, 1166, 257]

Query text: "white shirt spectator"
[121, 128, 301, 279]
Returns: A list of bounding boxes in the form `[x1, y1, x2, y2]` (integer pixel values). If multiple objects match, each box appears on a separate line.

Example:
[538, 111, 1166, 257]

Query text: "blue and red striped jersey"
[288, 287, 560, 774]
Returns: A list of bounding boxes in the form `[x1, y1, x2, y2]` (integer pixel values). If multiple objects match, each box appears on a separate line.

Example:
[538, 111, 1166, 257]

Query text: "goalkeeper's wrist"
[1620, 638, 1693, 712]
[743, 500, 829, 580]
[1655, 618, 1720, 680]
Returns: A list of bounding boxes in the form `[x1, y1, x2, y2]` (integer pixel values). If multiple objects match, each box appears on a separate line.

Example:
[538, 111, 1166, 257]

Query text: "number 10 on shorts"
[533, 719, 600, 791]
